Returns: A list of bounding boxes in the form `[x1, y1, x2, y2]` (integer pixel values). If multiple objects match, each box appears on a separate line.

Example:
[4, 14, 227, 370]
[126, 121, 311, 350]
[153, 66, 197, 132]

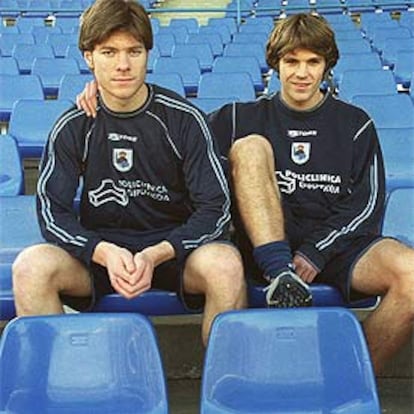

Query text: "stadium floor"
[168, 378, 414, 413]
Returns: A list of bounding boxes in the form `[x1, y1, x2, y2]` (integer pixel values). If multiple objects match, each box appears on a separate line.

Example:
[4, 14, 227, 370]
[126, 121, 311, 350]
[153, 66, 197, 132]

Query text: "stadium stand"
[0, 314, 168, 414]
[146, 72, 186, 97]
[8, 98, 73, 158]
[0, 32, 35, 56]
[57, 73, 94, 102]
[12, 43, 55, 74]
[393, 50, 414, 88]
[201, 308, 380, 413]
[0, 134, 24, 196]
[172, 43, 214, 72]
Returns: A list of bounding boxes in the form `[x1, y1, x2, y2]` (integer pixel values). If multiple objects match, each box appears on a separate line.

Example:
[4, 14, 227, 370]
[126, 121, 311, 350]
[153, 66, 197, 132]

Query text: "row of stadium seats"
[0, 307, 381, 413]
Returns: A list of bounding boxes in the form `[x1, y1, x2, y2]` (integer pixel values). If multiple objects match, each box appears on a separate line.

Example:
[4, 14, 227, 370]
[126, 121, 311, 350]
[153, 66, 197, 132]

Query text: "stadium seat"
[378, 127, 414, 192]
[267, 71, 281, 93]
[54, 17, 81, 34]
[352, 93, 414, 129]
[153, 56, 201, 95]
[169, 17, 199, 34]
[172, 43, 214, 72]
[380, 37, 414, 68]
[147, 44, 160, 73]
[198, 72, 256, 102]
[57, 73, 94, 102]
[201, 308, 380, 413]
[65, 44, 91, 74]
[8, 99, 73, 158]
[336, 38, 372, 55]
[0, 57, 20, 75]
[0, 263, 15, 320]
[31, 57, 80, 97]
[223, 42, 268, 72]
[207, 17, 238, 36]
[0, 313, 168, 414]
[0, 32, 35, 56]
[0, 196, 45, 263]
[0, 0, 20, 18]
[345, 0, 376, 13]
[382, 187, 414, 247]
[158, 25, 189, 44]
[14, 16, 46, 33]
[338, 69, 397, 101]
[0, 74, 44, 122]
[46, 32, 78, 57]
[187, 33, 224, 57]
[146, 72, 186, 97]
[54, 0, 84, 17]
[393, 50, 414, 88]
[23, 0, 53, 17]
[212, 56, 264, 91]
[198, 25, 232, 46]
[31, 25, 62, 43]
[369, 26, 412, 54]
[232, 32, 268, 46]
[12, 43, 55, 74]
[0, 134, 24, 196]
[190, 97, 239, 114]
[153, 33, 176, 57]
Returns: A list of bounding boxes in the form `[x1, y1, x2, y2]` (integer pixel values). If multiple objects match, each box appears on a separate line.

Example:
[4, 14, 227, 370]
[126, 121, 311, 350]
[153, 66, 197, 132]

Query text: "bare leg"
[12, 244, 92, 315]
[352, 239, 414, 375]
[183, 243, 247, 345]
[229, 134, 286, 246]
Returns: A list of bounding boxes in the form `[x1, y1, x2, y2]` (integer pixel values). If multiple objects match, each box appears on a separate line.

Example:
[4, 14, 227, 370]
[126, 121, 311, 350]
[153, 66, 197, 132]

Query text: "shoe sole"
[266, 274, 313, 308]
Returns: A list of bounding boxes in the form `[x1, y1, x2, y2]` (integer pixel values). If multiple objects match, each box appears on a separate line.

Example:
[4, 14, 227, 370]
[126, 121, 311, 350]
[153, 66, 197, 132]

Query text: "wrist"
[141, 241, 175, 267]
[92, 241, 116, 267]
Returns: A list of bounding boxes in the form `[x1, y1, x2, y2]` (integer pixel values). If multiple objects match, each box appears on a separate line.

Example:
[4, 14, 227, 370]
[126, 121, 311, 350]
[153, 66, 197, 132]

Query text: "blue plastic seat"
[23, 0, 53, 17]
[12, 43, 55, 74]
[352, 93, 414, 129]
[31, 56, 80, 97]
[146, 72, 186, 97]
[0, 263, 15, 320]
[381, 38, 414, 68]
[336, 38, 372, 55]
[14, 17, 46, 33]
[198, 25, 232, 46]
[153, 56, 201, 95]
[0, 74, 44, 122]
[8, 99, 73, 158]
[0, 134, 24, 196]
[207, 17, 238, 35]
[393, 50, 414, 88]
[153, 33, 176, 57]
[0, 196, 45, 263]
[147, 44, 160, 73]
[54, 17, 81, 33]
[378, 127, 414, 192]
[212, 56, 264, 91]
[31, 24, 62, 43]
[201, 308, 380, 413]
[267, 70, 281, 93]
[190, 97, 239, 114]
[0, 32, 35, 56]
[46, 32, 78, 57]
[187, 33, 224, 57]
[382, 187, 414, 246]
[0, 313, 168, 414]
[65, 44, 91, 74]
[369, 26, 412, 54]
[338, 69, 397, 101]
[169, 17, 199, 34]
[198, 72, 256, 102]
[54, 0, 84, 17]
[57, 73, 94, 102]
[158, 25, 189, 44]
[0, 0, 20, 18]
[0, 57, 20, 75]
[223, 42, 268, 72]
[172, 43, 214, 72]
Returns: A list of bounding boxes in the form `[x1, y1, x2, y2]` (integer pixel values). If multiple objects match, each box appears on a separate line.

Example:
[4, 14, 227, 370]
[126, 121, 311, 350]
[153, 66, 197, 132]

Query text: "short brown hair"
[79, 0, 153, 52]
[266, 13, 339, 76]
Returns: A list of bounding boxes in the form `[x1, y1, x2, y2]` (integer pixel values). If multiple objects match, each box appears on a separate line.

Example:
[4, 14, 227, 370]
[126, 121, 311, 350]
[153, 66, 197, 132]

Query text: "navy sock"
[253, 240, 293, 277]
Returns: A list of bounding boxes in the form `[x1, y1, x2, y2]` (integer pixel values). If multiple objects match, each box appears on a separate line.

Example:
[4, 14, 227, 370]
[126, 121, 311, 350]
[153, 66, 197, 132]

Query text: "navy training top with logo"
[37, 84, 231, 267]
[208, 92, 386, 272]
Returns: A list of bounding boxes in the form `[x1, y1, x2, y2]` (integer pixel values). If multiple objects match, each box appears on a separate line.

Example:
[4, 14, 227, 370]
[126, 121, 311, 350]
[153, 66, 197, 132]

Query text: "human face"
[278, 48, 326, 111]
[84, 30, 148, 112]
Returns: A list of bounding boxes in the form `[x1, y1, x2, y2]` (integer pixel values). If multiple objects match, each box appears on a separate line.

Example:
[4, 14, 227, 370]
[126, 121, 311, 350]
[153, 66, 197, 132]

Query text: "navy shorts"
[61, 240, 209, 313]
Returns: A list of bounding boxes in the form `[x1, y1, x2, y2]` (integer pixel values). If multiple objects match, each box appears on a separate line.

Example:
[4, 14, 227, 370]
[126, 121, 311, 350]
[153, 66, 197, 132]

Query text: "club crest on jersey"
[291, 142, 310, 165]
[113, 148, 133, 172]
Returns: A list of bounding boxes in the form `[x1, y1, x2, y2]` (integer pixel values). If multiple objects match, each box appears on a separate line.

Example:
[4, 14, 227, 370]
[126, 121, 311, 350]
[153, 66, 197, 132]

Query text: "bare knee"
[185, 243, 246, 299]
[229, 134, 273, 168]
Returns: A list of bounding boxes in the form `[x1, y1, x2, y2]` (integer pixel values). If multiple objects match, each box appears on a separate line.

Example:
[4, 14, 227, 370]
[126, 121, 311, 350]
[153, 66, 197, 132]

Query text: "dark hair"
[79, 0, 153, 52]
[266, 13, 339, 77]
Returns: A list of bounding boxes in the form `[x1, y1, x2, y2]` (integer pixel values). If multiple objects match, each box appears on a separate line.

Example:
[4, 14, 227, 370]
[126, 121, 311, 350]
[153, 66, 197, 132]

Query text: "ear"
[84, 51, 94, 71]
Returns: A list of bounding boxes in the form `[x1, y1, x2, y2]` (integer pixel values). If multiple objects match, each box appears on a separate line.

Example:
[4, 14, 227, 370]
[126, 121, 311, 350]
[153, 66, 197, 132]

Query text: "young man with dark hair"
[12, 0, 247, 345]
[209, 13, 414, 374]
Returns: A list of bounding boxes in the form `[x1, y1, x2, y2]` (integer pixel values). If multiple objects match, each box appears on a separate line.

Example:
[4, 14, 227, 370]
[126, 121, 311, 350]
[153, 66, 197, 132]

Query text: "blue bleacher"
[146, 72, 186, 97]
[153, 32, 176, 57]
[393, 50, 414, 88]
[187, 33, 224, 57]
[0, 32, 35, 56]
[8, 98, 73, 158]
[172, 43, 214, 72]
[0, 57, 20, 75]
[198, 25, 232, 46]
[0, 313, 168, 414]
[0, 74, 44, 122]
[57, 73, 94, 102]
[201, 308, 380, 413]
[169, 17, 199, 34]
[223, 42, 268, 72]
[0, 134, 24, 196]
[12, 43, 55, 74]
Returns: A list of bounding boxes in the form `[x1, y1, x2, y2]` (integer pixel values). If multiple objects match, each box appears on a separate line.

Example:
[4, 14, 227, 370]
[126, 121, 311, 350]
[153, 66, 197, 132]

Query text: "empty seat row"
[0, 307, 381, 413]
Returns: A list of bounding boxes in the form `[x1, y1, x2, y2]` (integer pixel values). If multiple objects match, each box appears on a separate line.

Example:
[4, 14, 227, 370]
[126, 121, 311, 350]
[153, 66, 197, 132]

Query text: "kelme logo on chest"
[291, 142, 311, 165]
[108, 133, 138, 143]
[113, 148, 133, 172]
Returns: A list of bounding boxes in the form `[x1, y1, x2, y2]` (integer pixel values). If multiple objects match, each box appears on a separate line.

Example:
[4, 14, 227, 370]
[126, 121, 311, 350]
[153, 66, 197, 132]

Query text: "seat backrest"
[0, 57, 20, 75]
[377, 127, 414, 192]
[338, 69, 397, 101]
[351, 93, 414, 129]
[0, 134, 24, 196]
[153, 33, 176, 57]
[12, 43, 55, 74]
[58, 73, 94, 102]
[169, 17, 199, 34]
[393, 50, 414, 87]
[172, 43, 214, 72]
[8, 98, 73, 158]
[0, 32, 35, 56]
[223, 42, 268, 71]
[207, 17, 238, 35]
[187, 33, 224, 57]
[46, 32, 78, 57]
[190, 97, 239, 114]
[0, 74, 44, 122]
[0, 313, 168, 414]
[198, 72, 256, 102]
[201, 308, 380, 414]
[382, 187, 414, 246]
[198, 25, 232, 45]
[146, 72, 186, 97]
[212, 55, 263, 89]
